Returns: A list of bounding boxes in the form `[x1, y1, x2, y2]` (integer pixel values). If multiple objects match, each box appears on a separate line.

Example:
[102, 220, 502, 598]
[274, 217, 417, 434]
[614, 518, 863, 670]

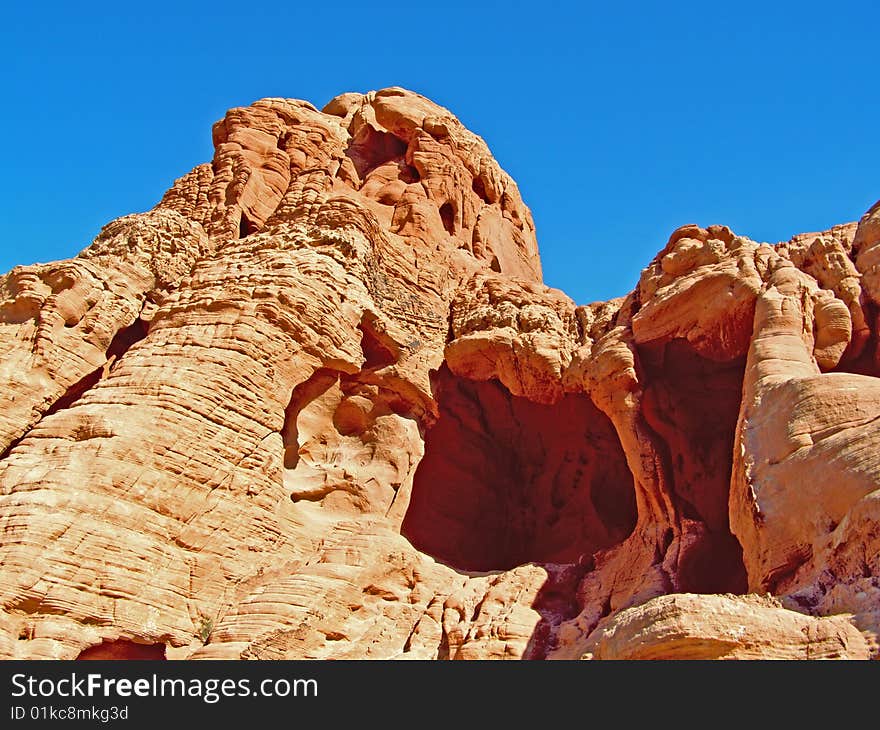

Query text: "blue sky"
[2, 1, 878, 304]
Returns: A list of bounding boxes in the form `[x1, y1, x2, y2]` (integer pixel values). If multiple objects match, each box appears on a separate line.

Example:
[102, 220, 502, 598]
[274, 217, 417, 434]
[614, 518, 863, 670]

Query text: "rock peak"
[158, 86, 541, 283]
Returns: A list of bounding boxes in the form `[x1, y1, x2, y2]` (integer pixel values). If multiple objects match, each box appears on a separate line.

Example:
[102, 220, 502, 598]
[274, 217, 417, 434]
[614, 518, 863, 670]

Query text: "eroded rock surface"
[0, 88, 877, 660]
[580, 593, 869, 660]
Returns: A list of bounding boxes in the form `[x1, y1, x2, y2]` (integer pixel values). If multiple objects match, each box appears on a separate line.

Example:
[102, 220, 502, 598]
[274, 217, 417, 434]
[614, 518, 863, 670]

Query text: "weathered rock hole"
[281, 369, 339, 471]
[401, 366, 637, 572]
[834, 301, 880, 377]
[489, 255, 502, 273]
[239, 212, 254, 239]
[523, 559, 594, 659]
[678, 531, 748, 594]
[107, 316, 149, 364]
[399, 164, 420, 183]
[345, 127, 408, 180]
[42, 317, 149, 420]
[639, 337, 748, 593]
[472, 175, 491, 204]
[358, 311, 400, 370]
[76, 639, 166, 660]
[359, 322, 398, 370]
[439, 202, 455, 236]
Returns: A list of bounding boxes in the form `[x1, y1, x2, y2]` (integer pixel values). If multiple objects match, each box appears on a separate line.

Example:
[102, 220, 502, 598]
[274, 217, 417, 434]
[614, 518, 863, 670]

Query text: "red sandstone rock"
[579, 593, 869, 660]
[0, 88, 877, 660]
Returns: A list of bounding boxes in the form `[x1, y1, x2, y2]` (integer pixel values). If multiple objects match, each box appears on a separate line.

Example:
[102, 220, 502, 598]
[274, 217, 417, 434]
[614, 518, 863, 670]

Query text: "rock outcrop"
[0, 88, 877, 660]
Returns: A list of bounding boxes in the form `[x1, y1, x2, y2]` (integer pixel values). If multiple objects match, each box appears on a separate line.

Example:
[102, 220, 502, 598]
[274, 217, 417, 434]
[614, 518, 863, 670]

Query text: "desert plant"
[196, 614, 213, 643]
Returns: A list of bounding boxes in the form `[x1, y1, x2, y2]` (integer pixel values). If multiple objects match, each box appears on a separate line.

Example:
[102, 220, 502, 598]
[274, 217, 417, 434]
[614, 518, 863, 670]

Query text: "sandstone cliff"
[0, 88, 877, 660]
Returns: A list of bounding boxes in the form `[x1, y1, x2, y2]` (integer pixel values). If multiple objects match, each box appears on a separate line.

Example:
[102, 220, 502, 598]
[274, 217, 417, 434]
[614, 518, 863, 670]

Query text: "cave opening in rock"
[639, 337, 748, 593]
[439, 202, 456, 236]
[239, 212, 252, 239]
[399, 164, 420, 184]
[472, 175, 491, 204]
[401, 366, 637, 572]
[76, 639, 166, 660]
[345, 127, 408, 180]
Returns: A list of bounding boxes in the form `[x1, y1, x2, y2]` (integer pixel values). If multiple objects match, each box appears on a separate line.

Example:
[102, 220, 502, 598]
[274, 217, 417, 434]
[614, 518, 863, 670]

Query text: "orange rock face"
[0, 88, 877, 660]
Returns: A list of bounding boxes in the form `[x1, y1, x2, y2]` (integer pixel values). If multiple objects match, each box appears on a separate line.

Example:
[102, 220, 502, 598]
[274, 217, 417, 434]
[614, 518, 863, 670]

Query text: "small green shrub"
[197, 614, 213, 643]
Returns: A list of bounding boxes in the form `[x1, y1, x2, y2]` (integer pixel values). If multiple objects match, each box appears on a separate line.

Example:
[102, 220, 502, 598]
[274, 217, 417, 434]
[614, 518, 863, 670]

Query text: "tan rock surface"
[580, 593, 869, 660]
[0, 87, 877, 660]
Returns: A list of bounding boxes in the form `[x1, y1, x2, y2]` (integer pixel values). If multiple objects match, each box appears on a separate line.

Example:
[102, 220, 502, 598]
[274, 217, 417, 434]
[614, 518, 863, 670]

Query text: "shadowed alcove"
[401, 366, 637, 572]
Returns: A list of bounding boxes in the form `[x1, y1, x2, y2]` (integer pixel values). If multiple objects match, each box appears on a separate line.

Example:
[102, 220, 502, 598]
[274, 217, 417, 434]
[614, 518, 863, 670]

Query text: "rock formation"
[0, 88, 877, 660]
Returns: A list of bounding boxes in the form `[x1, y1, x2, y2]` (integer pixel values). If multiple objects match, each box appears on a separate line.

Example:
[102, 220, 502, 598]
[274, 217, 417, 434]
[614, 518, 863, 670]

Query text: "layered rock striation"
[0, 88, 877, 660]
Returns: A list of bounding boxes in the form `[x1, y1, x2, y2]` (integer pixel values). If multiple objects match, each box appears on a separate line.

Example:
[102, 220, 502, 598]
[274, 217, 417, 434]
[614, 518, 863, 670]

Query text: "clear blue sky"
[2, 1, 878, 304]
